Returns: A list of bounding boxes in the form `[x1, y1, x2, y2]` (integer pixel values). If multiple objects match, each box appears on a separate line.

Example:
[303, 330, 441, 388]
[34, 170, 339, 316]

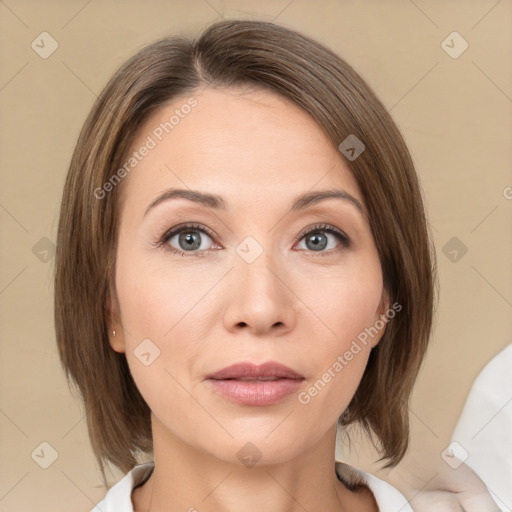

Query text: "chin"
[196, 429, 313, 468]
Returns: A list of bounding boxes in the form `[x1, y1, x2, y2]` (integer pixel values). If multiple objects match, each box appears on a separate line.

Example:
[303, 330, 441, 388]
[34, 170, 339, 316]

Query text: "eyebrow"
[144, 187, 365, 217]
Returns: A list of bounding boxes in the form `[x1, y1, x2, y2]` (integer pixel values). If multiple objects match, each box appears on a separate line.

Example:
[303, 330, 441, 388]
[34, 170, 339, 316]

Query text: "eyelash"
[156, 222, 351, 258]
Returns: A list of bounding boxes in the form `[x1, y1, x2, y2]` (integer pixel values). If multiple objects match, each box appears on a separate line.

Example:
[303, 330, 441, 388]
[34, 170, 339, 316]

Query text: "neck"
[133, 416, 372, 512]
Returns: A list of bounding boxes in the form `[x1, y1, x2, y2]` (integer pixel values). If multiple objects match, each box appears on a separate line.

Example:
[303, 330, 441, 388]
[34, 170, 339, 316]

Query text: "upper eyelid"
[295, 224, 349, 241]
[161, 223, 216, 241]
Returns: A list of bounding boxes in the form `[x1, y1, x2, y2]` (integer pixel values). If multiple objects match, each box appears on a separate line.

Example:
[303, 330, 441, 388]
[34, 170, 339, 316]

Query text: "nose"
[222, 247, 297, 337]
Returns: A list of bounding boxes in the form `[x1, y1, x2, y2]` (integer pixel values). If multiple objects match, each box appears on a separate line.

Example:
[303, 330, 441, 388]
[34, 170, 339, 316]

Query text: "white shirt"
[90, 460, 413, 512]
[451, 343, 512, 512]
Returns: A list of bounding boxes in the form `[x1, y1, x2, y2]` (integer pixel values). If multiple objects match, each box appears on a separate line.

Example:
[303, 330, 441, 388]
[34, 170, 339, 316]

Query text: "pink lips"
[207, 361, 304, 380]
[206, 361, 305, 406]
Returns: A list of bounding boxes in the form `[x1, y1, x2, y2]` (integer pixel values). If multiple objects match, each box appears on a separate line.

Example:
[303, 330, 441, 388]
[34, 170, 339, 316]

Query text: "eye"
[156, 222, 351, 257]
[158, 223, 217, 257]
[294, 224, 350, 255]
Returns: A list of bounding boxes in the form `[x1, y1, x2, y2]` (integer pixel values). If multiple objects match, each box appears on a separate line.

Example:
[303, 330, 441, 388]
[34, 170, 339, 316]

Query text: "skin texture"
[107, 86, 390, 512]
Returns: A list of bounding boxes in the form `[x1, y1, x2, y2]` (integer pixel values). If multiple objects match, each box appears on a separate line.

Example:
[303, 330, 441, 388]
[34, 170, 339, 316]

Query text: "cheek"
[115, 244, 212, 341]
[114, 259, 198, 422]
[293, 257, 383, 405]
[114, 248, 212, 400]
[298, 255, 384, 348]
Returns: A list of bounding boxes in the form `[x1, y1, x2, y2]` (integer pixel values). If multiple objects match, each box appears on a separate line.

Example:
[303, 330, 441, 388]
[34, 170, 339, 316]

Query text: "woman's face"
[109, 86, 389, 465]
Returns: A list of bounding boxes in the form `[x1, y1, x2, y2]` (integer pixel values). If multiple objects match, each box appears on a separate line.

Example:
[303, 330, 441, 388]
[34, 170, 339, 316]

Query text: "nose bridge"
[236, 233, 285, 299]
[223, 232, 295, 333]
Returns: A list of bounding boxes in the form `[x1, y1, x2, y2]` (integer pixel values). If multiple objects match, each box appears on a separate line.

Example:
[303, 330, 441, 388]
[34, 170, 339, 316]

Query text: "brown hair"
[54, 18, 437, 486]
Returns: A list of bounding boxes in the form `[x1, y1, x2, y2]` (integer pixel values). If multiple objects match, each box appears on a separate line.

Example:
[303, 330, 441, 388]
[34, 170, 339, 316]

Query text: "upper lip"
[207, 361, 304, 380]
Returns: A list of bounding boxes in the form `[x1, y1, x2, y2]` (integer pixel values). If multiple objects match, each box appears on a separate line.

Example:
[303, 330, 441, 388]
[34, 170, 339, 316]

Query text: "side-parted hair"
[54, 18, 437, 486]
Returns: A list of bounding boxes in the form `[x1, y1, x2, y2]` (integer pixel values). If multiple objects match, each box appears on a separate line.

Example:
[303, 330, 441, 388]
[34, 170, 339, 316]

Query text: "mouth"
[205, 361, 304, 406]
[206, 361, 304, 381]
[220, 376, 298, 381]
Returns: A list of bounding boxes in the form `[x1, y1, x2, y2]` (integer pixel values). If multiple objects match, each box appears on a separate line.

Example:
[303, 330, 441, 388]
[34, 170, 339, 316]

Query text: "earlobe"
[371, 288, 391, 349]
[378, 288, 391, 317]
[109, 328, 126, 353]
[105, 295, 126, 353]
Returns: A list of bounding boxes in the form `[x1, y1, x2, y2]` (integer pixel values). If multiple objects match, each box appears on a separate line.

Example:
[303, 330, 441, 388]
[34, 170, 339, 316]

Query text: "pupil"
[180, 231, 200, 250]
[308, 232, 327, 251]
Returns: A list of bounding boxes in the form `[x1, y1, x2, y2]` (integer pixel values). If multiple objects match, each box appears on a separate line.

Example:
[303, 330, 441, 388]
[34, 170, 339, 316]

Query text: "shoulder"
[335, 461, 413, 511]
[453, 343, 512, 441]
[471, 343, 512, 392]
[89, 462, 155, 512]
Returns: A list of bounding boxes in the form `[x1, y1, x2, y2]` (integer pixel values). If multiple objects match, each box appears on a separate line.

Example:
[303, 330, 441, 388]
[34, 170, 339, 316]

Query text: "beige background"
[0, 1, 511, 510]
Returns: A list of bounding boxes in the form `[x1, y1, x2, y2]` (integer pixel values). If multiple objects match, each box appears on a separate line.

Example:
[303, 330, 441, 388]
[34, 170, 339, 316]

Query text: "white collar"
[92, 460, 412, 511]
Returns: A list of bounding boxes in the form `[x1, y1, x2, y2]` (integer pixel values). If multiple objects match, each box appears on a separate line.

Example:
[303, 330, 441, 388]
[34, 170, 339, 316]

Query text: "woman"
[55, 19, 436, 511]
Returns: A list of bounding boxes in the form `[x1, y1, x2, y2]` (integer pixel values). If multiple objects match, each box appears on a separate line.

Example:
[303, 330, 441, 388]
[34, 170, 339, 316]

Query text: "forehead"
[120, 86, 362, 212]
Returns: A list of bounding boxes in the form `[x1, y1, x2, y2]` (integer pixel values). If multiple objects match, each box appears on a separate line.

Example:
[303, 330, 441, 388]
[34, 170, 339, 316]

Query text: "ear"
[371, 288, 391, 349]
[377, 287, 391, 318]
[105, 292, 126, 354]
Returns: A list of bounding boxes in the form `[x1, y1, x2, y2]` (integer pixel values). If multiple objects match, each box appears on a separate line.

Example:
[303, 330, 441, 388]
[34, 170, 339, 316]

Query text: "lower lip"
[206, 378, 304, 406]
